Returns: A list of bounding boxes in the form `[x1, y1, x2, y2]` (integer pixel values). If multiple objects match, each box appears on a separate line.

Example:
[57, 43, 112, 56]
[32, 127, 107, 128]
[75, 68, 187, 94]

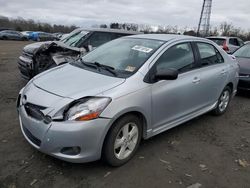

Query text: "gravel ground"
[0, 40, 250, 188]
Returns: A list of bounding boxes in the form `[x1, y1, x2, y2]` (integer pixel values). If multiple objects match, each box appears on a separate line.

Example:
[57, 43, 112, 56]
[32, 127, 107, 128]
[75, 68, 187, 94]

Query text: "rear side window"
[197, 43, 224, 67]
[229, 38, 240, 46]
[155, 43, 195, 73]
[207, 38, 225, 46]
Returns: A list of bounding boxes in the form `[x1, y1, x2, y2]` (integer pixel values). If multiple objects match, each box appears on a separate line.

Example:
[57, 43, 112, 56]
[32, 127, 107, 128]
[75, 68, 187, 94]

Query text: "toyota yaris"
[17, 34, 239, 166]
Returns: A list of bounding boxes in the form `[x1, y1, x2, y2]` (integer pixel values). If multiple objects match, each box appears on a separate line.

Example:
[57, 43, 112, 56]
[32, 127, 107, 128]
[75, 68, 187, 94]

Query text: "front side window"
[87, 32, 113, 47]
[155, 43, 195, 73]
[73, 38, 164, 77]
[197, 43, 224, 66]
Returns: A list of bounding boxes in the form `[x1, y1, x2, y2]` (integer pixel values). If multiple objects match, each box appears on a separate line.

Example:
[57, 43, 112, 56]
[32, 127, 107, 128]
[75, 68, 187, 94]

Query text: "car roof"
[126, 34, 201, 42]
[76, 28, 142, 35]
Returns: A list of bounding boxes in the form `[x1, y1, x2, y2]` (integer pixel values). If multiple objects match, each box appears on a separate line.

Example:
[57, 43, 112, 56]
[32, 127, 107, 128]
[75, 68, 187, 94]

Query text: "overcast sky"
[0, 0, 250, 29]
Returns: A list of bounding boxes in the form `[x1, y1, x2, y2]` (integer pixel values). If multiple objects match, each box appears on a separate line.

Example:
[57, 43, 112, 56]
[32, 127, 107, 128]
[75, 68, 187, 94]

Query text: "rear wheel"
[103, 114, 142, 166]
[212, 86, 232, 115]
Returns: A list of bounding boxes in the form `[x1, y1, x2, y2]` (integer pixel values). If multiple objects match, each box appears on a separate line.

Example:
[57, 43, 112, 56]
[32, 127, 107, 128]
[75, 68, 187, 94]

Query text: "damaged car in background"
[18, 28, 140, 79]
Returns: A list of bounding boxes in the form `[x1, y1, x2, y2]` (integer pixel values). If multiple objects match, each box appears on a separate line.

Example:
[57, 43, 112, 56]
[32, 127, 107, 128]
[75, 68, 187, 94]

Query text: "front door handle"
[192, 77, 201, 84]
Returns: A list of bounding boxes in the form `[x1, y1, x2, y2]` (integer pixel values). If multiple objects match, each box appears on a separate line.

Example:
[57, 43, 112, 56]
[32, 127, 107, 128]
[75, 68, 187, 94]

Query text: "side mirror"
[154, 68, 178, 81]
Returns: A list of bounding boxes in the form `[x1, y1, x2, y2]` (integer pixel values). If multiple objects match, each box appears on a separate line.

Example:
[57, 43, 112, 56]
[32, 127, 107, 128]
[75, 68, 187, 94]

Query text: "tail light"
[222, 41, 229, 52]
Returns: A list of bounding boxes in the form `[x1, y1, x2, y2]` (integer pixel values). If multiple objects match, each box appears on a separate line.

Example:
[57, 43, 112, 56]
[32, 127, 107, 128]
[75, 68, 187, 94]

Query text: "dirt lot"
[0, 40, 250, 188]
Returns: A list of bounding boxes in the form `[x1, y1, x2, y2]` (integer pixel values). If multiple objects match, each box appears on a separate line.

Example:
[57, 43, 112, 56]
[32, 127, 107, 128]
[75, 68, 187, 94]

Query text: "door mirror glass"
[155, 68, 178, 81]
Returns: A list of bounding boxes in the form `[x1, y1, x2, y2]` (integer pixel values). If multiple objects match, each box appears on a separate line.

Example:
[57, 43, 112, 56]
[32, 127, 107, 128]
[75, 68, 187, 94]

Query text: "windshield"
[207, 38, 225, 46]
[73, 38, 164, 78]
[234, 44, 250, 58]
[60, 30, 89, 47]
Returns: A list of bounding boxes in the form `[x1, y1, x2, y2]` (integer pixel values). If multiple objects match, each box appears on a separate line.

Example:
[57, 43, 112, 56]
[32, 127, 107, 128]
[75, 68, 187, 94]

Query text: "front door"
[150, 42, 202, 131]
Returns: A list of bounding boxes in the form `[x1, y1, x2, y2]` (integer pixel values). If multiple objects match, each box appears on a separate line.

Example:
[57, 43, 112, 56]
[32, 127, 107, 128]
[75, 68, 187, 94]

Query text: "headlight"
[65, 97, 111, 121]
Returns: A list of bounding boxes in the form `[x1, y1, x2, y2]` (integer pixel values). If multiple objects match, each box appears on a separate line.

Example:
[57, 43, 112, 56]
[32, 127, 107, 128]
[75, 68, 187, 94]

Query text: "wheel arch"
[101, 110, 149, 156]
[226, 82, 234, 93]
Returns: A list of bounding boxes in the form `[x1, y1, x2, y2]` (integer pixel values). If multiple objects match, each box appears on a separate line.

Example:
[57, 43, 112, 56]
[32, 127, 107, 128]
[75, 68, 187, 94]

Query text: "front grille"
[23, 126, 41, 147]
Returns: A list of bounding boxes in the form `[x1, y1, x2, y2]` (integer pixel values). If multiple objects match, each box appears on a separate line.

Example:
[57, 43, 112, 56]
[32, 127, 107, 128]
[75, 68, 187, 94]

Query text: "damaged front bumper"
[17, 87, 111, 163]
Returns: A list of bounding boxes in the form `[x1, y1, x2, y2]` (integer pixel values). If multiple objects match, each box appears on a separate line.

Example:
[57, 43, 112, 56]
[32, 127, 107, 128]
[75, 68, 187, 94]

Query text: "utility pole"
[197, 0, 212, 37]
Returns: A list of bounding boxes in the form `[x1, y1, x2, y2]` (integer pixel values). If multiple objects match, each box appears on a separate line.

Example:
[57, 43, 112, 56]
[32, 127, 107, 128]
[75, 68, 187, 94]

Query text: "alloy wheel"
[218, 90, 230, 112]
[114, 122, 139, 160]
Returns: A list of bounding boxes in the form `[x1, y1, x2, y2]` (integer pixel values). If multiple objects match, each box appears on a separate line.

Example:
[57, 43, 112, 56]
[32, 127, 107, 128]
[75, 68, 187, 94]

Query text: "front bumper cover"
[18, 103, 111, 163]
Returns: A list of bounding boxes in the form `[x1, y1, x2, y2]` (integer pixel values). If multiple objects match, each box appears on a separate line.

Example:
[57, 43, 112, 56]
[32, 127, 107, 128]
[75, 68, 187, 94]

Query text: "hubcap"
[219, 90, 230, 112]
[114, 122, 139, 160]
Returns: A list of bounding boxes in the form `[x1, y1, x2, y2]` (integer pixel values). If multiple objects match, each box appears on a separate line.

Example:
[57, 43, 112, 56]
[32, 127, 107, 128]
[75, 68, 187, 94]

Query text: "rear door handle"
[192, 77, 201, 84]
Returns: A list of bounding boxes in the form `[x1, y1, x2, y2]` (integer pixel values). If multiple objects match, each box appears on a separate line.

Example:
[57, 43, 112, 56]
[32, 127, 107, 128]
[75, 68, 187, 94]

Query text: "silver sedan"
[17, 34, 239, 166]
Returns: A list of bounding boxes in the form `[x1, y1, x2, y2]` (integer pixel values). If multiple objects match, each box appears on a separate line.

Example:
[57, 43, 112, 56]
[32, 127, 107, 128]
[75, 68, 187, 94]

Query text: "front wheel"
[103, 114, 142, 166]
[212, 86, 232, 115]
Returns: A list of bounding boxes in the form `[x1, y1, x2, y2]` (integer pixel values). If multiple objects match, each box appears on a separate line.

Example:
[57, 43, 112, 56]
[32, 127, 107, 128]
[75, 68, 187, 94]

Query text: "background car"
[233, 43, 250, 91]
[21, 31, 33, 40]
[0, 30, 27, 40]
[207, 36, 244, 54]
[30, 32, 58, 41]
[17, 34, 239, 166]
[18, 28, 141, 79]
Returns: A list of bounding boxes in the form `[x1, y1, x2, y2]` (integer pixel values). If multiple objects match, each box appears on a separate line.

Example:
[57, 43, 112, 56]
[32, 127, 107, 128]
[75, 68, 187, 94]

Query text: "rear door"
[195, 42, 228, 106]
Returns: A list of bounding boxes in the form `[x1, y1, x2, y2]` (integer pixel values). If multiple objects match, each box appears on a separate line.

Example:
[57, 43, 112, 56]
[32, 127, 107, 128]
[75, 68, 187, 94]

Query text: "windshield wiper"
[78, 59, 117, 77]
[93, 62, 117, 77]
[78, 58, 98, 69]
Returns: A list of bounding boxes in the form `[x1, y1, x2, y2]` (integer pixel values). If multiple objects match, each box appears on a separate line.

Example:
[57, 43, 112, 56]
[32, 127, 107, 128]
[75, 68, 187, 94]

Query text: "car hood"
[32, 64, 125, 99]
[23, 41, 51, 54]
[23, 41, 80, 55]
[236, 57, 250, 74]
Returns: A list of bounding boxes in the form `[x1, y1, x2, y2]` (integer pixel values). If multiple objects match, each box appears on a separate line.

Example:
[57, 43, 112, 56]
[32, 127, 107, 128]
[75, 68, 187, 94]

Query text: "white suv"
[207, 36, 244, 54]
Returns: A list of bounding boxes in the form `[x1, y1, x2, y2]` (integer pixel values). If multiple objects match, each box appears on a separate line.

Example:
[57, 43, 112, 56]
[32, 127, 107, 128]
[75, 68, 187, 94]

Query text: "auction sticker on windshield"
[125, 66, 136, 72]
[132, 45, 153, 53]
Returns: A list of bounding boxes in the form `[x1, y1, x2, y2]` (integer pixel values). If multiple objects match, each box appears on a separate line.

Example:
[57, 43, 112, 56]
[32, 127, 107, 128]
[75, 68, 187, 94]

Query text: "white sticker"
[132, 45, 153, 53]
[125, 66, 136, 72]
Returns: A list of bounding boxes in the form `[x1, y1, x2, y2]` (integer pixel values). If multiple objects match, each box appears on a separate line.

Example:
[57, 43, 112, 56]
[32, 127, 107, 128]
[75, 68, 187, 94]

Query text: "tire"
[212, 86, 232, 116]
[103, 114, 142, 167]
[2, 36, 8, 40]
